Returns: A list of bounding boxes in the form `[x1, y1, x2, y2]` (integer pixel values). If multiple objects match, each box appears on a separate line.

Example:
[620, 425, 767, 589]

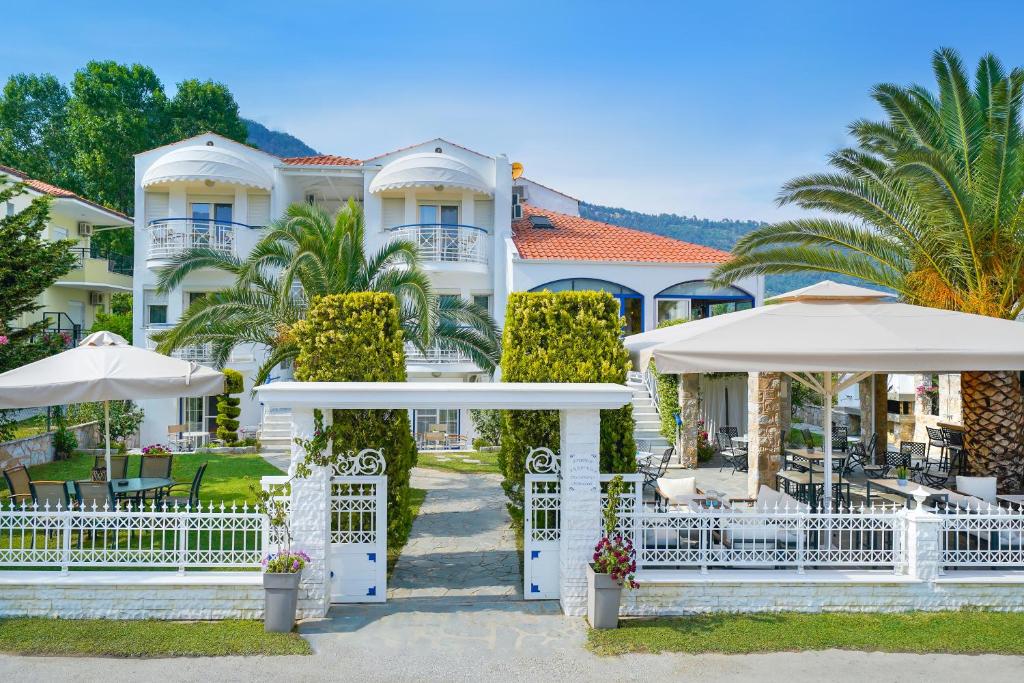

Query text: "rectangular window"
[439, 294, 461, 309]
[52, 226, 69, 241]
[188, 291, 209, 306]
[419, 204, 459, 225]
[147, 305, 168, 325]
[472, 295, 489, 312]
[657, 299, 690, 326]
[412, 409, 460, 449]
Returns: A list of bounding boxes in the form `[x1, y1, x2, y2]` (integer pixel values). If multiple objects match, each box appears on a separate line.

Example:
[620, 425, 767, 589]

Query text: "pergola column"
[289, 406, 331, 618]
[677, 373, 700, 467]
[558, 408, 601, 617]
[746, 372, 784, 497]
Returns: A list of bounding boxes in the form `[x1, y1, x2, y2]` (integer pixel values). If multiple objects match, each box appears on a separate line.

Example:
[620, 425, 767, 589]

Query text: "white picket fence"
[937, 503, 1024, 568]
[0, 500, 265, 572]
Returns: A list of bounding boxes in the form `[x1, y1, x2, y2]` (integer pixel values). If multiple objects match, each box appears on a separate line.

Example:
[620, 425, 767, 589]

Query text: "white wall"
[514, 177, 579, 216]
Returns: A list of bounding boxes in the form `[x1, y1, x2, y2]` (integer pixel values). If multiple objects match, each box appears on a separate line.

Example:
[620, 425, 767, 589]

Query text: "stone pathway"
[388, 468, 520, 600]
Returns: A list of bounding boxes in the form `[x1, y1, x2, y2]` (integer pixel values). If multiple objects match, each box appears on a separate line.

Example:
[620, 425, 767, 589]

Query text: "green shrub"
[469, 408, 502, 447]
[499, 291, 635, 525]
[648, 359, 679, 442]
[292, 292, 417, 548]
[216, 369, 244, 443]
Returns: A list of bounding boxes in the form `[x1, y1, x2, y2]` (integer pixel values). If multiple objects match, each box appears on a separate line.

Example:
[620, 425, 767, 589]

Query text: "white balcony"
[388, 224, 487, 267]
[404, 342, 473, 365]
[146, 219, 237, 266]
[145, 326, 214, 365]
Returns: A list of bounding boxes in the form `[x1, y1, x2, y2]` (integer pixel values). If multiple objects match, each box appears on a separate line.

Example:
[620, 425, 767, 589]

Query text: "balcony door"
[191, 203, 233, 243]
[419, 204, 460, 261]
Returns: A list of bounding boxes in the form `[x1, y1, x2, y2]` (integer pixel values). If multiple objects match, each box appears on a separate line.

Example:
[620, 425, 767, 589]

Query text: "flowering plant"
[695, 419, 716, 462]
[141, 444, 171, 455]
[592, 475, 639, 589]
[915, 384, 939, 397]
[263, 550, 310, 574]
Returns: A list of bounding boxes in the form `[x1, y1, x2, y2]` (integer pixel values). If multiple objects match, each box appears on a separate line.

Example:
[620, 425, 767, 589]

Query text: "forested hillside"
[244, 119, 318, 157]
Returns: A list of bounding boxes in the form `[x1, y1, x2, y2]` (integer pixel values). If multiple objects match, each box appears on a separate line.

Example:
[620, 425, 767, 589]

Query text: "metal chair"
[942, 428, 965, 475]
[166, 424, 189, 452]
[93, 455, 129, 480]
[715, 432, 748, 474]
[718, 426, 739, 440]
[640, 448, 674, 496]
[160, 463, 207, 510]
[139, 454, 173, 479]
[900, 441, 928, 471]
[925, 426, 948, 468]
[831, 425, 849, 452]
[862, 445, 913, 479]
[30, 480, 71, 509]
[801, 428, 816, 449]
[2, 465, 32, 505]
[73, 480, 116, 510]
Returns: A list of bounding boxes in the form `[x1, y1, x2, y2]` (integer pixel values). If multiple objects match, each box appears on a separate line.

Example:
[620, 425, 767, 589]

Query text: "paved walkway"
[389, 468, 519, 600]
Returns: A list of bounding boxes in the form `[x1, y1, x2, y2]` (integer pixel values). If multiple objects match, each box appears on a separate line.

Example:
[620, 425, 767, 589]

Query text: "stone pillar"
[912, 373, 933, 443]
[872, 374, 889, 461]
[746, 372, 783, 497]
[558, 408, 601, 617]
[289, 406, 331, 618]
[677, 373, 700, 468]
[905, 501, 941, 582]
[939, 373, 962, 422]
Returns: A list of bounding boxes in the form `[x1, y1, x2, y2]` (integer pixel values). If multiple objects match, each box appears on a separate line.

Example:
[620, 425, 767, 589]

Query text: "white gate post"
[288, 406, 331, 618]
[558, 407, 601, 616]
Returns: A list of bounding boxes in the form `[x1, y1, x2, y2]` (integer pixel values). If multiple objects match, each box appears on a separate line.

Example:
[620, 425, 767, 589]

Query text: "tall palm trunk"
[961, 371, 1024, 491]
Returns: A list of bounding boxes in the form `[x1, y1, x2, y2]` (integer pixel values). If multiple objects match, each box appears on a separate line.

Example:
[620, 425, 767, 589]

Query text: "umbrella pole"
[822, 372, 833, 512]
[104, 400, 111, 483]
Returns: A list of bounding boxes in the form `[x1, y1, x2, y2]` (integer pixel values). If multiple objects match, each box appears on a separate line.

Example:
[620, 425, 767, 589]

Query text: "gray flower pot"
[587, 563, 622, 629]
[263, 571, 302, 633]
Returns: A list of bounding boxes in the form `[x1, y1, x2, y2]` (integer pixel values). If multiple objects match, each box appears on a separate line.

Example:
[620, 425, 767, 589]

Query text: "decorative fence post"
[904, 494, 941, 582]
[558, 408, 602, 617]
[288, 406, 332, 618]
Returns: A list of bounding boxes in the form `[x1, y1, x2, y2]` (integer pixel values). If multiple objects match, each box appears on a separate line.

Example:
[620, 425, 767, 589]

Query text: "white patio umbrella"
[624, 281, 1024, 509]
[0, 331, 224, 480]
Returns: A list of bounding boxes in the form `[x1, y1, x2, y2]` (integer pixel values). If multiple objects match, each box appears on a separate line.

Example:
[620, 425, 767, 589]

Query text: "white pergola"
[255, 380, 633, 616]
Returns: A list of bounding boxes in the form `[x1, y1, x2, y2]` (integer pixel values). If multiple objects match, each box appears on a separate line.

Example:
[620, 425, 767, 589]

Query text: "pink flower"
[0, 335, 8, 346]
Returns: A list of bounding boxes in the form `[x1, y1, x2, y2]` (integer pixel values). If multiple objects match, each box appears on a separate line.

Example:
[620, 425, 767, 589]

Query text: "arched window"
[654, 280, 754, 325]
[530, 278, 644, 334]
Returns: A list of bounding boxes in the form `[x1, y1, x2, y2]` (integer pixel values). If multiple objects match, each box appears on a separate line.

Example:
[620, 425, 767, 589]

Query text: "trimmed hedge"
[650, 318, 687, 441]
[216, 368, 244, 443]
[292, 292, 417, 547]
[499, 291, 635, 525]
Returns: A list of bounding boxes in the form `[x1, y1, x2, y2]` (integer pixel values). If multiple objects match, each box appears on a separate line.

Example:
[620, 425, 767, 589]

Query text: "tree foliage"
[0, 74, 72, 187]
[292, 292, 417, 547]
[498, 291, 635, 525]
[216, 369, 244, 444]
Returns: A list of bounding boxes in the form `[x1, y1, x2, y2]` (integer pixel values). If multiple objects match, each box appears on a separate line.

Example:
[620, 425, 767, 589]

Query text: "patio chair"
[139, 454, 173, 479]
[718, 426, 739, 440]
[30, 480, 71, 509]
[942, 428, 965, 474]
[92, 454, 129, 480]
[899, 441, 927, 471]
[640, 448, 674, 496]
[715, 432, 748, 474]
[2, 465, 32, 505]
[925, 426, 948, 468]
[73, 480, 116, 510]
[831, 425, 849, 452]
[862, 445, 912, 479]
[160, 463, 207, 510]
[167, 423, 189, 452]
[800, 428, 816, 450]
[721, 486, 808, 552]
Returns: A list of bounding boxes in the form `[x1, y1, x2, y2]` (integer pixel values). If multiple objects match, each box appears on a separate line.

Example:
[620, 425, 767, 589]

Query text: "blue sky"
[4, 1, 1024, 221]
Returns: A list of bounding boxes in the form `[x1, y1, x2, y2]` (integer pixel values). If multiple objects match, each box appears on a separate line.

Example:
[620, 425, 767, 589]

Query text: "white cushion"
[956, 476, 997, 504]
[656, 476, 696, 503]
[754, 485, 809, 512]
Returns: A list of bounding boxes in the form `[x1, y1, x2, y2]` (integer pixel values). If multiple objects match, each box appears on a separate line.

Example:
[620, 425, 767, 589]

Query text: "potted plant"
[895, 465, 909, 486]
[252, 483, 309, 633]
[587, 475, 639, 629]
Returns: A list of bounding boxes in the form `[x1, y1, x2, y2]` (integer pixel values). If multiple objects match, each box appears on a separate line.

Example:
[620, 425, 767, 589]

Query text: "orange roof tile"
[512, 204, 731, 264]
[0, 164, 131, 221]
[281, 154, 362, 166]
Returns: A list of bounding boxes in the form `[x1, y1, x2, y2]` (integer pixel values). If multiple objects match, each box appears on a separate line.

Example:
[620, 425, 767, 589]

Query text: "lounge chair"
[2, 465, 32, 505]
[30, 480, 71, 509]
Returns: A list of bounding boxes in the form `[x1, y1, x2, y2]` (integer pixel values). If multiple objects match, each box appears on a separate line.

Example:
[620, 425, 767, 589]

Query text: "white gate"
[329, 449, 387, 603]
[524, 447, 561, 600]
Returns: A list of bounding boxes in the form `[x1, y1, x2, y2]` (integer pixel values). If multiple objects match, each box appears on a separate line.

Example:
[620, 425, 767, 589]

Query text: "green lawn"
[387, 487, 427, 575]
[0, 618, 310, 657]
[588, 612, 1024, 656]
[6, 414, 49, 439]
[0, 451, 284, 504]
[416, 450, 501, 474]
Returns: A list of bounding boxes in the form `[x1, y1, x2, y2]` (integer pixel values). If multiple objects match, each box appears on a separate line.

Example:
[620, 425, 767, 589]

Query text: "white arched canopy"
[142, 145, 274, 190]
[368, 153, 492, 195]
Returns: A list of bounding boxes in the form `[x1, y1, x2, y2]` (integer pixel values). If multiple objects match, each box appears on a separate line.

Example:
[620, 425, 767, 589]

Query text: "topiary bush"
[649, 358, 680, 442]
[499, 291, 635, 526]
[216, 368, 244, 444]
[291, 292, 417, 548]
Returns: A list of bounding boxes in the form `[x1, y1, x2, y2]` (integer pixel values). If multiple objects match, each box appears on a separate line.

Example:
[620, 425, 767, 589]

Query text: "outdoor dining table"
[64, 477, 175, 499]
[783, 447, 849, 509]
[866, 479, 949, 507]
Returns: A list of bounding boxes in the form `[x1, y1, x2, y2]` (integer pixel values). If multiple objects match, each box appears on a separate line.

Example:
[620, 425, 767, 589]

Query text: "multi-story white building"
[131, 133, 763, 447]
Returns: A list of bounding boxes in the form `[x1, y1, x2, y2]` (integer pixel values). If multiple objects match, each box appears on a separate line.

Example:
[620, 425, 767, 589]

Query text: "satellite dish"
[511, 162, 524, 180]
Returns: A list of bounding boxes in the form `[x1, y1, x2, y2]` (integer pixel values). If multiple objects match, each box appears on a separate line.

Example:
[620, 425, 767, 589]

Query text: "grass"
[587, 612, 1024, 656]
[788, 427, 823, 447]
[416, 450, 501, 474]
[0, 618, 310, 657]
[387, 487, 427, 576]
[0, 451, 285, 504]
[6, 414, 49, 439]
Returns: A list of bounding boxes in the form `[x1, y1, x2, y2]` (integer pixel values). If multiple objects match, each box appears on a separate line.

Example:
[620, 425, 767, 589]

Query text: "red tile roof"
[512, 204, 732, 264]
[281, 154, 362, 166]
[0, 164, 131, 221]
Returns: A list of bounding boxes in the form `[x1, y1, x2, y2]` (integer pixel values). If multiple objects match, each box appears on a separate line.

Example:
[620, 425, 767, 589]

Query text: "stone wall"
[0, 421, 101, 469]
[746, 372, 783, 497]
[677, 374, 699, 468]
[0, 571, 264, 619]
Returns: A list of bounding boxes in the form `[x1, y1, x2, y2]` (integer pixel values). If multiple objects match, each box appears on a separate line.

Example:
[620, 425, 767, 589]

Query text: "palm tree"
[711, 47, 1024, 487]
[152, 199, 501, 385]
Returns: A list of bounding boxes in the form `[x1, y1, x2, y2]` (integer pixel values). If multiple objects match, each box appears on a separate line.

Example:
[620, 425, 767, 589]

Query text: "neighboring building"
[1, 165, 133, 344]
[131, 133, 764, 446]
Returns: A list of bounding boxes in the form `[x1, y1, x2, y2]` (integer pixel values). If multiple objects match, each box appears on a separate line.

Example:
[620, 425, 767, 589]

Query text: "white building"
[131, 133, 764, 447]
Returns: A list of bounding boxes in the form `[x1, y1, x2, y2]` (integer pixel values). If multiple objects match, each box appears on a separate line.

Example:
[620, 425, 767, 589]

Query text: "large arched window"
[654, 281, 754, 325]
[530, 278, 644, 334]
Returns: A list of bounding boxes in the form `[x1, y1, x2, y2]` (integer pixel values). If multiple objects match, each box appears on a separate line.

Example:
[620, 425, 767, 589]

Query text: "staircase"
[259, 408, 292, 472]
[627, 375, 672, 454]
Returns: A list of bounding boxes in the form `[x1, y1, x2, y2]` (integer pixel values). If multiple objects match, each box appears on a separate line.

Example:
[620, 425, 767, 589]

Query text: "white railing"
[147, 219, 237, 261]
[172, 343, 215, 364]
[0, 500, 265, 571]
[388, 224, 487, 264]
[643, 363, 661, 417]
[937, 503, 1024, 569]
[404, 342, 472, 364]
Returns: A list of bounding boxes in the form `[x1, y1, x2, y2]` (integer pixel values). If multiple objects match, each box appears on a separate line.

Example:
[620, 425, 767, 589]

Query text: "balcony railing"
[147, 218, 246, 262]
[388, 224, 487, 265]
[69, 247, 134, 277]
[404, 342, 473, 364]
[145, 326, 214, 364]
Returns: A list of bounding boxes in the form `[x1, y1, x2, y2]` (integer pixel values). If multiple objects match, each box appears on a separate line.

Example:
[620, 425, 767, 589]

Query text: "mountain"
[244, 119, 318, 157]
[580, 202, 862, 296]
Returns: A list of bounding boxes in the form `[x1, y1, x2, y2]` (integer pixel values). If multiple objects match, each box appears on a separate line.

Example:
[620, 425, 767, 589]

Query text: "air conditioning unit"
[511, 193, 523, 220]
[77, 222, 93, 237]
[89, 291, 104, 306]
[305, 193, 316, 205]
